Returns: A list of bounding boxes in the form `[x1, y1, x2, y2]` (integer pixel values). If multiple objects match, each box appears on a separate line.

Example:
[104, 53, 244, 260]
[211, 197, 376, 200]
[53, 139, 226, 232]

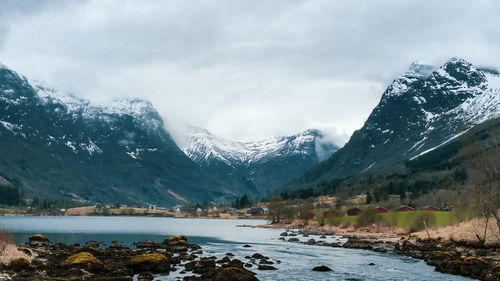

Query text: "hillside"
[279, 117, 500, 209]
[281, 58, 500, 193]
[0, 64, 224, 206]
[181, 127, 338, 198]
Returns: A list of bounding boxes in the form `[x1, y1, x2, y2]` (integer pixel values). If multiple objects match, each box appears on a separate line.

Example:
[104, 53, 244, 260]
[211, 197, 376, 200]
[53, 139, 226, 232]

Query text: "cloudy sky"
[0, 0, 499, 145]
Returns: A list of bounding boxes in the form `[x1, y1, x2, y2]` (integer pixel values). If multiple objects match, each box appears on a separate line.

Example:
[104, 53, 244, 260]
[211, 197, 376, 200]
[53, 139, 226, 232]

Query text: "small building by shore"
[375, 206, 389, 213]
[423, 206, 440, 211]
[299, 211, 315, 220]
[347, 207, 362, 216]
[397, 205, 415, 212]
[247, 206, 269, 216]
[323, 210, 339, 218]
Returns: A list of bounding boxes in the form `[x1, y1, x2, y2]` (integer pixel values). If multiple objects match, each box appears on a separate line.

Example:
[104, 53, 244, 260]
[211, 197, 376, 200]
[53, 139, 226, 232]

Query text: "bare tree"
[462, 121, 500, 243]
[267, 196, 286, 224]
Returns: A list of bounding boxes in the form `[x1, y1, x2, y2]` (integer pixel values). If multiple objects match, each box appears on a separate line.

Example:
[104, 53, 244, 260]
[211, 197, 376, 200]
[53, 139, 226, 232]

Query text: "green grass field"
[323, 210, 471, 230]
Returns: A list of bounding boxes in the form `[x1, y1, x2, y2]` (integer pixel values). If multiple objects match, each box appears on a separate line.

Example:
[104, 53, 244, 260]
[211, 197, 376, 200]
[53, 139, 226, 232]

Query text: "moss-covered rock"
[77, 245, 98, 255]
[17, 246, 34, 256]
[61, 252, 104, 272]
[128, 253, 169, 273]
[29, 234, 49, 242]
[426, 251, 460, 267]
[169, 240, 188, 247]
[342, 239, 373, 250]
[458, 257, 488, 266]
[429, 251, 458, 260]
[214, 266, 258, 281]
[490, 264, 500, 273]
[164, 235, 187, 244]
[185, 258, 216, 274]
[444, 256, 490, 279]
[8, 257, 30, 269]
[28, 234, 50, 246]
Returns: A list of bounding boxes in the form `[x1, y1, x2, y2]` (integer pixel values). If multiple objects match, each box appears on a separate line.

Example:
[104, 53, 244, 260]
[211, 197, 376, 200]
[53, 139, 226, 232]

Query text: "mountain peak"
[445, 57, 472, 65]
[182, 126, 338, 167]
[433, 57, 486, 88]
[283, 58, 500, 192]
[407, 61, 435, 78]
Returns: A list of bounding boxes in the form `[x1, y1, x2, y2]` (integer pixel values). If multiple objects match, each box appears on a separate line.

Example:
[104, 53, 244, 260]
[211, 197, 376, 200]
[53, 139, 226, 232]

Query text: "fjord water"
[0, 217, 471, 281]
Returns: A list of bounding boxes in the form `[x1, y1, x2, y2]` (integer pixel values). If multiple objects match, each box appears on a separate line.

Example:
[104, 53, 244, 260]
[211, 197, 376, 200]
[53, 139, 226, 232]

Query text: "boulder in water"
[312, 265, 332, 272]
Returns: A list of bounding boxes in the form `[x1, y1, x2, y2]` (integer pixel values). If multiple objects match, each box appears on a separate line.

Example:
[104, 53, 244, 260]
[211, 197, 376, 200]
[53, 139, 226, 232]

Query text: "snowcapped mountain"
[282, 58, 500, 192]
[181, 127, 338, 197]
[0, 63, 223, 205]
[183, 127, 336, 166]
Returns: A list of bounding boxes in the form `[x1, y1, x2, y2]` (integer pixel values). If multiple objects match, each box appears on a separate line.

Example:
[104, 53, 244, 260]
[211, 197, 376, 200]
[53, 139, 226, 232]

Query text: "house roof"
[397, 205, 415, 211]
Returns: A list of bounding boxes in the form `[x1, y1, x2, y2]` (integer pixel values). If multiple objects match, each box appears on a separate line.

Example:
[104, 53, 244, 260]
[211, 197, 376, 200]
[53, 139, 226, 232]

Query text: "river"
[0, 216, 473, 281]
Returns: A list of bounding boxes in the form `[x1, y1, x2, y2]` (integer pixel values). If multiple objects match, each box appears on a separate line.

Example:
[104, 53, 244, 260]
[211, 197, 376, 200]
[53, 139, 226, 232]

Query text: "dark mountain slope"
[281, 58, 500, 192]
[0, 64, 223, 206]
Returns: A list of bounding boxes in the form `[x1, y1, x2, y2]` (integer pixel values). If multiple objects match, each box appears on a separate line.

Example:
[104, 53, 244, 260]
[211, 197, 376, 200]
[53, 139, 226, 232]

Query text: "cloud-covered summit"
[0, 0, 498, 142]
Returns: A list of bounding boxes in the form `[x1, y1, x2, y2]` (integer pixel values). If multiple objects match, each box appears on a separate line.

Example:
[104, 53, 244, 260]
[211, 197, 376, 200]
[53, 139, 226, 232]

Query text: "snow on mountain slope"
[0, 63, 167, 158]
[30, 80, 164, 134]
[182, 127, 338, 168]
[373, 58, 500, 159]
[0, 63, 222, 205]
[181, 126, 339, 197]
[282, 58, 500, 192]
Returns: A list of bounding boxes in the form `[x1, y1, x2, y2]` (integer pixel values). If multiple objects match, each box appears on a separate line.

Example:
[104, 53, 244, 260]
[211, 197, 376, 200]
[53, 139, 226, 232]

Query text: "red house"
[397, 205, 415, 212]
[375, 206, 389, 214]
[347, 207, 362, 216]
[299, 212, 314, 220]
[423, 206, 440, 211]
[323, 210, 339, 218]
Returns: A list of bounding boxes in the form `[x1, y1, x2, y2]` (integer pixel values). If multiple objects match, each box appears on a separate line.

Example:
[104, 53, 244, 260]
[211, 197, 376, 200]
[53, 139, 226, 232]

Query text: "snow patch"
[0, 120, 26, 137]
[362, 162, 376, 173]
[0, 120, 20, 132]
[79, 138, 103, 156]
[182, 127, 336, 166]
[65, 141, 77, 153]
[410, 130, 470, 160]
[126, 151, 137, 159]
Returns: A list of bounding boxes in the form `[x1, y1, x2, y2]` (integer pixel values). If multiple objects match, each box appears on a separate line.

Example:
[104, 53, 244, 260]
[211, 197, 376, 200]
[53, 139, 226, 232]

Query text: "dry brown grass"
[0, 229, 13, 253]
[413, 218, 500, 245]
[0, 229, 30, 265]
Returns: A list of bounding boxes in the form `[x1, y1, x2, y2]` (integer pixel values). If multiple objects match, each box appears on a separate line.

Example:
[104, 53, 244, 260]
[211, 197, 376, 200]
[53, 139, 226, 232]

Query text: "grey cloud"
[0, 0, 498, 144]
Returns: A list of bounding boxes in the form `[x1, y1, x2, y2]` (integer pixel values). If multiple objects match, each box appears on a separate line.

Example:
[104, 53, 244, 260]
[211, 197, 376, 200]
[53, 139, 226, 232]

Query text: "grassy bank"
[323, 211, 471, 230]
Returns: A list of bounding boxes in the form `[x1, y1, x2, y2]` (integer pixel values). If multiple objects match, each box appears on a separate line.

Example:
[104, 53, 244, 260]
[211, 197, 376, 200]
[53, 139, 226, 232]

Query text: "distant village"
[60, 201, 270, 218]
[54, 192, 445, 220]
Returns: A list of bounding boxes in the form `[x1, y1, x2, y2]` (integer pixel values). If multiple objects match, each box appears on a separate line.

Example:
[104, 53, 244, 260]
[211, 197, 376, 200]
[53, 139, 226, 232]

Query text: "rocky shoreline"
[0, 234, 279, 281]
[278, 228, 500, 281]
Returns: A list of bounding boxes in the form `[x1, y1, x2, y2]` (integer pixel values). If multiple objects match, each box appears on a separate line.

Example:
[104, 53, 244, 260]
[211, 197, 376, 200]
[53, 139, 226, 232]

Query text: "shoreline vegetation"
[0, 206, 259, 219]
[0, 232, 272, 281]
[247, 216, 500, 280]
[1, 214, 500, 280]
[2, 200, 500, 280]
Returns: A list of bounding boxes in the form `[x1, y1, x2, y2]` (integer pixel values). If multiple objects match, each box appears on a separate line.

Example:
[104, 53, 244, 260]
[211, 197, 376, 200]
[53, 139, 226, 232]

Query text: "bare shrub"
[356, 207, 378, 227]
[408, 212, 437, 232]
[461, 122, 500, 243]
[0, 228, 13, 254]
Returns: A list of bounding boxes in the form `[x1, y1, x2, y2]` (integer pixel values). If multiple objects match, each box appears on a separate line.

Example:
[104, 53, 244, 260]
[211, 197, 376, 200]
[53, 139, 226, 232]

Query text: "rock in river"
[312, 265, 332, 272]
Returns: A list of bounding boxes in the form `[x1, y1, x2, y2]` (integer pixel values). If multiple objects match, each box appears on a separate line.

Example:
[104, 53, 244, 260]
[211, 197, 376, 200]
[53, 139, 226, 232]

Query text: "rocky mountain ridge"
[282, 58, 500, 192]
[181, 127, 338, 198]
[0, 64, 221, 205]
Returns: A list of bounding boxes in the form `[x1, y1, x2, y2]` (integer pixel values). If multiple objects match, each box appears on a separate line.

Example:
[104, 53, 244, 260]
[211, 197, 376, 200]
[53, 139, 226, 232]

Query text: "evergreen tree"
[366, 191, 373, 204]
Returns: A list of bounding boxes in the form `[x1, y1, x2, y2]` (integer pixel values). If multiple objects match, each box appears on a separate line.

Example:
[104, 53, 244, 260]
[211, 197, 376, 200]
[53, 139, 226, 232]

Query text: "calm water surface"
[0, 216, 473, 281]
